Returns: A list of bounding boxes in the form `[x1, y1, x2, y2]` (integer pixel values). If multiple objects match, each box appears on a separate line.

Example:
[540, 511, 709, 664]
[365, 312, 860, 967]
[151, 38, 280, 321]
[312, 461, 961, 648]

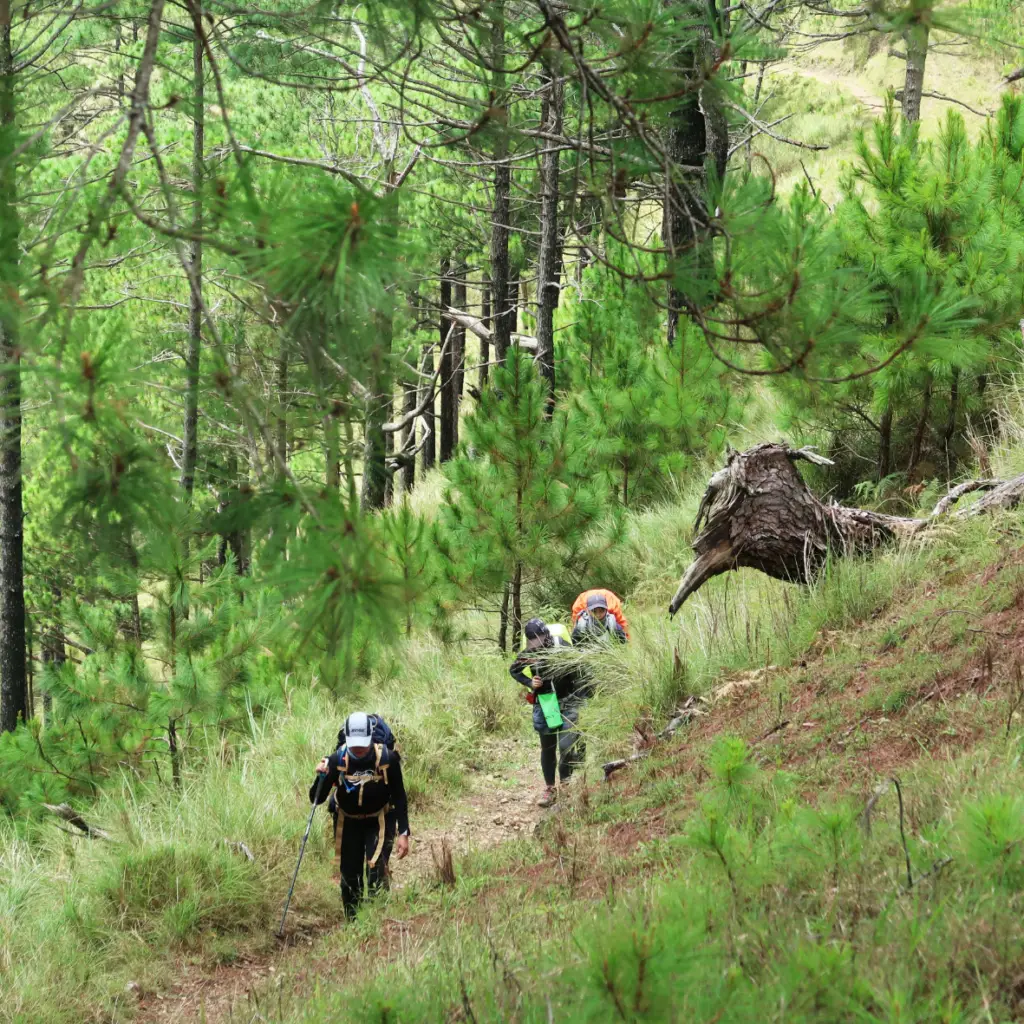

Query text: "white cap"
[344, 712, 373, 750]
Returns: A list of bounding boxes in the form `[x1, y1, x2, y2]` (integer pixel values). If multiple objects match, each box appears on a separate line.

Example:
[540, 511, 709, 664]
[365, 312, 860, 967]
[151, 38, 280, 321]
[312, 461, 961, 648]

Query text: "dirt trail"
[135, 740, 546, 1024]
[784, 63, 886, 113]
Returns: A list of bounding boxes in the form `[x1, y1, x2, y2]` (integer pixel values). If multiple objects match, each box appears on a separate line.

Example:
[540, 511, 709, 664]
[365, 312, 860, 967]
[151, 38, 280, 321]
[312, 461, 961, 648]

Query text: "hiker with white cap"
[510, 618, 594, 807]
[311, 712, 410, 917]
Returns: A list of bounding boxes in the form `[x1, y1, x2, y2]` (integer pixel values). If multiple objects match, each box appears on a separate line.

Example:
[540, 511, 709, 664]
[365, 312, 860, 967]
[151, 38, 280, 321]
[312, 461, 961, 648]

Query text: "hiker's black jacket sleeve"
[389, 753, 411, 835]
[509, 651, 535, 688]
[309, 751, 341, 804]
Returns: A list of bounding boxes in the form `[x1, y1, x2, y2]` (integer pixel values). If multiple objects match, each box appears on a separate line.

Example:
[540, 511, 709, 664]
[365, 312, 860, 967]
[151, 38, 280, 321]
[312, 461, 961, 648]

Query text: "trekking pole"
[277, 769, 327, 939]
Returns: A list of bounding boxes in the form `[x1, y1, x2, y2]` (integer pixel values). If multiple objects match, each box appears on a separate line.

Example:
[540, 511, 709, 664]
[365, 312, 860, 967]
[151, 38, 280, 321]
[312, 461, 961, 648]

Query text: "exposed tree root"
[669, 443, 1024, 615]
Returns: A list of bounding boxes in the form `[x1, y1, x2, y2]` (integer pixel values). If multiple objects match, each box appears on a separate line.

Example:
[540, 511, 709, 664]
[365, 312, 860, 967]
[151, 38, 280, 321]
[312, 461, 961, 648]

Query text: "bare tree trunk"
[670, 442, 1024, 615]
[421, 342, 435, 471]
[479, 286, 491, 391]
[901, 20, 929, 124]
[400, 375, 416, 494]
[490, 6, 512, 369]
[663, 7, 722, 346]
[511, 560, 523, 648]
[907, 373, 932, 478]
[536, 72, 563, 417]
[41, 585, 64, 720]
[508, 272, 520, 337]
[439, 256, 456, 462]
[383, 396, 395, 507]
[0, 1, 26, 732]
[943, 367, 960, 476]
[360, 313, 392, 511]
[453, 260, 466, 445]
[274, 339, 288, 475]
[180, 0, 204, 500]
[498, 579, 510, 652]
[878, 403, 893, 481]
[669, 444, 926, 615]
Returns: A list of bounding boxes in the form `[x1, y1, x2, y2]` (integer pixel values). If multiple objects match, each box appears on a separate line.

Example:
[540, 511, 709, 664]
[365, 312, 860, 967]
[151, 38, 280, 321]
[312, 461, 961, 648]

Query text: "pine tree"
[440, 351, 615, 647]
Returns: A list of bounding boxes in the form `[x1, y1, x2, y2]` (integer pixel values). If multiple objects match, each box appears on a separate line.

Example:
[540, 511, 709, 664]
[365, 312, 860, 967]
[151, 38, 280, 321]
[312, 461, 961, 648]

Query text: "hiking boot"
[536, 786, 557, 808]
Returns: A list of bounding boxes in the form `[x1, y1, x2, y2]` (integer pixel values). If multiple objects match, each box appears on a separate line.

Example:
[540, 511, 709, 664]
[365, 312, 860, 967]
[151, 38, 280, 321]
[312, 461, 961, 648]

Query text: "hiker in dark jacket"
[510, 618, 593, 808]
[311, 712, 410, 917]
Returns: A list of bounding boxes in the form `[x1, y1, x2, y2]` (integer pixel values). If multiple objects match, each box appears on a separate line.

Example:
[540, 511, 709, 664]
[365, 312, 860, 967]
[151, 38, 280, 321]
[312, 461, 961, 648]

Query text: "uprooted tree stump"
[668, 443, 1024, 616]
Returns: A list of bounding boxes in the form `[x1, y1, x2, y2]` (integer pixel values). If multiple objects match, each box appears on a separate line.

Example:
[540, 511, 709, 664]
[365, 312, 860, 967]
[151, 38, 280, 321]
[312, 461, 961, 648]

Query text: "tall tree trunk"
[508, 272, 520, 337]
[439, 256, 456, 462]
[453, 261, 466, 445]
[943, 367, 960, 479]
[360, 314, 392, 511]
[383, 396, 395, 507]
[536, 72, 564, 416]
[907, 373, 933, 478]
[180, 1, 204, 500]
[274, 339, 288, 475]
[498, 579, 510, 652]
[421, 342, 435, 471]
[489, 4, 512, 369]
[511, 561, 523, 649]
[41, 585, 64, 720]
[901, 20, 929, 124]
[878, 403, 893, 481]
[479, 286, 491, 390]
[0, 0, 26, 733]
[663, 6, 723, 346]
[400, 375, 417, 494]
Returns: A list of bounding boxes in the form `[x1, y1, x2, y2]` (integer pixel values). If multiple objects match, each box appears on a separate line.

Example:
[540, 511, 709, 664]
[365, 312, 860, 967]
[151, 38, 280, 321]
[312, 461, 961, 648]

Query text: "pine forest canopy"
[1, 0, 1024, 809]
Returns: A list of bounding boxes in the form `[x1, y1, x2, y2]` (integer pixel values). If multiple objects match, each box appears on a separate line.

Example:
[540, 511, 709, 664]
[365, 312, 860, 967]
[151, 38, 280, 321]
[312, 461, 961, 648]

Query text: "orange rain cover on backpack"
[571, 589, 631, 640]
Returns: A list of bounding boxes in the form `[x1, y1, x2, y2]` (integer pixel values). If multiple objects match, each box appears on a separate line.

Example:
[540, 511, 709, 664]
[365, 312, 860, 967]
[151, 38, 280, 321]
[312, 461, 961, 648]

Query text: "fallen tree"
[668, 442, 1024, 615]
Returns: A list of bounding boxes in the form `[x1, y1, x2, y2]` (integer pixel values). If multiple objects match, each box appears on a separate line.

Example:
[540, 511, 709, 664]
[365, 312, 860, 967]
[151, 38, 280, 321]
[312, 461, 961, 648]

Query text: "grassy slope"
[7, 486, 1024, 1022]
[4, 31, 1024, 1024]
[262, 509, 1024, 1024]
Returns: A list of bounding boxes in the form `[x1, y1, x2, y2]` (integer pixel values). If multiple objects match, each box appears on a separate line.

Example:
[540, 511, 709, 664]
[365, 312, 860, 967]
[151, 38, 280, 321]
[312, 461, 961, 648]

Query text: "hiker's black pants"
[534, 702, 585, 786]
[332, 809, 396, 918]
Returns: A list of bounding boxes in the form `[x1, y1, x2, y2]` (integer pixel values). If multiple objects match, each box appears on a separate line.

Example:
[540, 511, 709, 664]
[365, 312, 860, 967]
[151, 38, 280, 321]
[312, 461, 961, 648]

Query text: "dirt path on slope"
[782, 62, 886, 113]
[135, 740, 546, 1024]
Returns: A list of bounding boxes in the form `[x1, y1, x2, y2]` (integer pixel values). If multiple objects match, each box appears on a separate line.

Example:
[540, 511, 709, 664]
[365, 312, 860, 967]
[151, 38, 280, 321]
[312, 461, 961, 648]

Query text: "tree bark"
[420, 342, 435, 471]
[668, 444, 925, 615]
[453, 261, 466, 444]
[0, 0, 27, 732]
[878, 403, 893, 481]
[479, 286, 491, 391]
[360, 314, 392, 511]
[400, 374, 417, 494]
[489, 7, 512, 369]
[511, 560, 523, 649]
[179, 1, 204, 500]
[907, 373, 932, 478]
[536, 72, 563, 417]
[943, 367, 959, 473]
[498, 578, 510, 652]
[274, 339, 288, 475]
[662, 4, 722, 346]
[901, 20, 930, 125]
[669, 443, 1024, 616]
[439, 256, 456, 462]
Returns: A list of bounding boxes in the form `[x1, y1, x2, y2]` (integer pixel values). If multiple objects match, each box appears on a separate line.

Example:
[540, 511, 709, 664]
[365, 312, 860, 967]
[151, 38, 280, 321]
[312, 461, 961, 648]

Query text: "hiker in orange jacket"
[571, 590, 629, 646]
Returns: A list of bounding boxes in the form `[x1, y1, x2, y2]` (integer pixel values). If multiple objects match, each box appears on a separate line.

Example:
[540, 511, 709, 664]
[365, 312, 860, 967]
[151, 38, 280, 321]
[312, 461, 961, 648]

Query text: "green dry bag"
[537, 691, 563, 729]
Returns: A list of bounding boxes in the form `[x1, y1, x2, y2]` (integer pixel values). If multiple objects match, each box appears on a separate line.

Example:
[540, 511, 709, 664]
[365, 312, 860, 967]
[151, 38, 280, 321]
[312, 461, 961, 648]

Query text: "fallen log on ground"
[668, 443, 1024, 616]
[43, 803, 111, 839]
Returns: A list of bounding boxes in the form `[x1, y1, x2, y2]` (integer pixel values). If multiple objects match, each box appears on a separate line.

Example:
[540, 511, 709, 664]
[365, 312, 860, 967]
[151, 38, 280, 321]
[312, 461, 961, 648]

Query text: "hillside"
[5, 1, 1024, 1022]
[7, 486, 1024, 1022]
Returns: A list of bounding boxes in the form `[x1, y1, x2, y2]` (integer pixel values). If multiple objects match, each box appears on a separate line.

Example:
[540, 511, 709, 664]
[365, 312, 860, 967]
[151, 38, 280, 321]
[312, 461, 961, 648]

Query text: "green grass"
[4, 447, 1024, 1021]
